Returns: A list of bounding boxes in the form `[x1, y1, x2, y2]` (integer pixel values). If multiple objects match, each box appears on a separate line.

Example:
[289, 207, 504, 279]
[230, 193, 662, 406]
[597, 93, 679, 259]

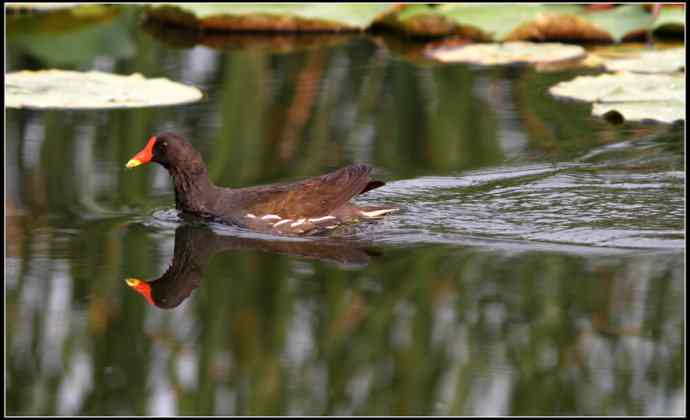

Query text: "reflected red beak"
[126, 136, 157, 169]
[125, 278, 155, 306]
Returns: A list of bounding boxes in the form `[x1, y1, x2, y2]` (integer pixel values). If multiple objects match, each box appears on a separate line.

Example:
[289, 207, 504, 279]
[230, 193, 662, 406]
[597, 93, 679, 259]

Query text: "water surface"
[5, 7, 685, 416]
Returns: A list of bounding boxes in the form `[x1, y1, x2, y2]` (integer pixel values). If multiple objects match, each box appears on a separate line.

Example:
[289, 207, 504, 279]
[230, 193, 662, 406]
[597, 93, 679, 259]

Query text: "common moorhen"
[126, 225, 374, 308]
[126, 132, 397, 235]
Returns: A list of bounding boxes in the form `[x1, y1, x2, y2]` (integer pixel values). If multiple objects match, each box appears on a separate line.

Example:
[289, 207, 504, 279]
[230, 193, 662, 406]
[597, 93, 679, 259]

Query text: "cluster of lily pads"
[548, 48, 684, 124]
[5, 3, 685, 123]
[137, 4, 683, 41]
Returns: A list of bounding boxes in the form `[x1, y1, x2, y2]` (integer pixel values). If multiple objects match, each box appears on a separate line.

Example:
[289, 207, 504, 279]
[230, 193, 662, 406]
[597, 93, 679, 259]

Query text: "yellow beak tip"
[125, 159, 142, 169]
[125, 278, 141, 286]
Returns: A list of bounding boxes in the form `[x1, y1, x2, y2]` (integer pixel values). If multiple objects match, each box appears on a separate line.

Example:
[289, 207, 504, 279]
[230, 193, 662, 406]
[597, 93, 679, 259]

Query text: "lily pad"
[141, 17, 354, 53]
[381, 4, 654, 42]
[5, 70, 203, 110]
[653, 5, 685, 34]
[144, 4, 394, 32]
[593, 101, 685, 124]
[596, 47, 685, 74]
[427, 41, 587, 68]
[549, 72, 685, 123]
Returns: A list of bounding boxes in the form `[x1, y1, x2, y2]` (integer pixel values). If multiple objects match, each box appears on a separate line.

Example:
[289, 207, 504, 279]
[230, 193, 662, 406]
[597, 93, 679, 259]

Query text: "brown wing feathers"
[240, 164, 383, 218]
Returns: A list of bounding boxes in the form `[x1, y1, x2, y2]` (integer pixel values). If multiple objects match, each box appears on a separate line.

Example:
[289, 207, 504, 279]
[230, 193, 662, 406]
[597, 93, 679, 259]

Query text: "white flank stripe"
[262, 214, 281, 220]
[291, 219, 306, 227]
[273, 219, 292, 227]
[309, 216, 337, 222]
[245, 213, 256, 218]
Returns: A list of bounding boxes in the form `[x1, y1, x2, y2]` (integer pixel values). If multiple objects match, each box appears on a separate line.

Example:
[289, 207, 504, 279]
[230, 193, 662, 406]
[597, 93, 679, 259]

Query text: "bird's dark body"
[130, 132, 397, 235]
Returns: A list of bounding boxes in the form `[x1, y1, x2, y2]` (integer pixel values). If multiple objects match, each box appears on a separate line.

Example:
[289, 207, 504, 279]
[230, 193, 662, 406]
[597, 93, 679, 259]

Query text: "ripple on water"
[135, 159, 683, 254]
[356, 162, 684, 252]
[139, 208, 183, 230]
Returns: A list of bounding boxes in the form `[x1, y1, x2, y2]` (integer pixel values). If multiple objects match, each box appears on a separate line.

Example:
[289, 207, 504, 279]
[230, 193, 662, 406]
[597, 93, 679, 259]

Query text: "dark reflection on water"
[5, 5, 684, 416]
[126, 223, 375, 309]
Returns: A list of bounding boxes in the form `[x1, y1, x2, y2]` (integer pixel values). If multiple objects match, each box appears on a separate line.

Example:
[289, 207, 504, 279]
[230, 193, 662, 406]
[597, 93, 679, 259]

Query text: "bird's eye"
[160, 141, 168, 148]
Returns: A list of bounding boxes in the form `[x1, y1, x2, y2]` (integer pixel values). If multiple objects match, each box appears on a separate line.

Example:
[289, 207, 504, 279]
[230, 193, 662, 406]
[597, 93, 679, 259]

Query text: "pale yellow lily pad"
[597, 47, 685, 74]
[549, 72, 685, 123]
[5, 70, 203, 110]
[550, 72, 684, 102]
[427, 41, 587, 68]
[593, 101, 685, 124]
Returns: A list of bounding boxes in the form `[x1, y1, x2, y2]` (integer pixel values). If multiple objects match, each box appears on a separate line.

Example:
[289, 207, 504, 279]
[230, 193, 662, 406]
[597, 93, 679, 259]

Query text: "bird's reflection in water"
[125, 225, 376, 309]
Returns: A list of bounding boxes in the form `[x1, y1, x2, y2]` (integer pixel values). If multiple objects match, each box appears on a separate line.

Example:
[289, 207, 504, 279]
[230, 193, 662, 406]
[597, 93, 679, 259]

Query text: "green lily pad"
[427, 41, 587, 68]
[144, 4, 394, 32]
[141, 17, 354, 53]
[381, 4, 654, 42]
[653, 5, 685, 34]
[549, 72, 685, 123]
[5, 70, 203, 110]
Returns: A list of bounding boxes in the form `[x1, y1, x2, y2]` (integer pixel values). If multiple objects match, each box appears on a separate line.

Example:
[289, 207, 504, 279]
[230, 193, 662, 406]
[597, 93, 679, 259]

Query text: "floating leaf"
[427, 41, 587, 69]
[559, 4, 653, 42]
[593, 101, 685, 124]
[5, 70, 203, 110]
[653, 5, 685, 34]
[596, 47, 685, 74]
[549, 72, 685, 123]
[550, 72, 684, 102]
[381, 4, 654, 42]
[144, 4, 394, 32]
[141, 17, 354, 53]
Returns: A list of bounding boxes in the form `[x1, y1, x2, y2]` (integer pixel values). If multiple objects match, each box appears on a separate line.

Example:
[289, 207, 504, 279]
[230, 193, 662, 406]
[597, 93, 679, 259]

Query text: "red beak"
[126, 136, 156, 168]
[126, 278, 155, 306]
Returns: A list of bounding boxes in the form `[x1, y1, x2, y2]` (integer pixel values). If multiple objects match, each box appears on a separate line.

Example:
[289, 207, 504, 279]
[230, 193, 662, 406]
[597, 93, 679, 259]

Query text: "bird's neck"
[169, 165, 217, 216]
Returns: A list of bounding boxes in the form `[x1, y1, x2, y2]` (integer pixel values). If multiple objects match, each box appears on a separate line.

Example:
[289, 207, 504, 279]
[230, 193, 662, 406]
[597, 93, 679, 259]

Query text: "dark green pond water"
[5, 7, 685, 416]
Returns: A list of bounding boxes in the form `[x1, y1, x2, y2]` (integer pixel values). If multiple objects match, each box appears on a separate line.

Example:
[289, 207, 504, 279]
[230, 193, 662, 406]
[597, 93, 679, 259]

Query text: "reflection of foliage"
[6, 6, 136, 68]
[5, 220, 684, 415]
[512, 69, 609, 159]
[6, 5, 120, 33]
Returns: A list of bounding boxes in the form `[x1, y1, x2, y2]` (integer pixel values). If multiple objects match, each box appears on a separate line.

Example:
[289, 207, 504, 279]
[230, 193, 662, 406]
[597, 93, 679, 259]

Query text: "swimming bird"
[126, 132, 397, 235]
